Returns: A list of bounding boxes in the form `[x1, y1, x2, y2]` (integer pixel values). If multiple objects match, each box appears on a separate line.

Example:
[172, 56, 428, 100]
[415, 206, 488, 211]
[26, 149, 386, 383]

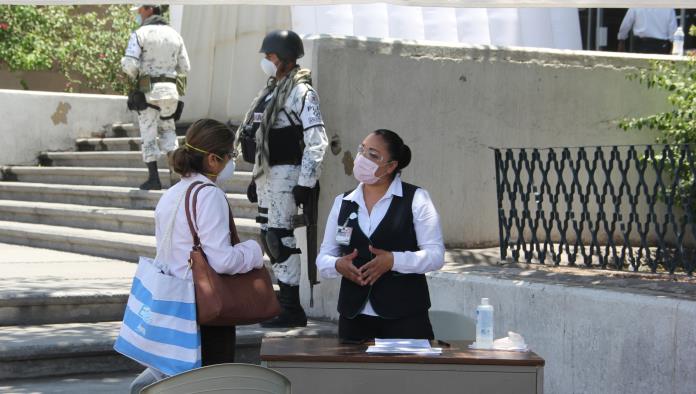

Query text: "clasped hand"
[335, 246, 393, 286]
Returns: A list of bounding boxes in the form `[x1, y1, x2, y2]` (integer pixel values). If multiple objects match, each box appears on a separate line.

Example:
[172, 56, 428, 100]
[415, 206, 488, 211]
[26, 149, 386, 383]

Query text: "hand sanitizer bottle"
[673, 26, 684, 56]
[476, 298, 494, 349]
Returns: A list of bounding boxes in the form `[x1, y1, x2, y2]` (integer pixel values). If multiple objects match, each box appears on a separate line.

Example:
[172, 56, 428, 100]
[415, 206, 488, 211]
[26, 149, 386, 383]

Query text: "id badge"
[336, 226, 353, 246]
[253, 112, 263, 123]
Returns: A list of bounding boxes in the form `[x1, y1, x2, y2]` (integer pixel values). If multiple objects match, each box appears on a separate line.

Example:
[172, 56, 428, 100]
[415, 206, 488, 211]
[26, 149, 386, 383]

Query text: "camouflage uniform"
[121, 16, 190, 163]
[255, 83, 328, 286]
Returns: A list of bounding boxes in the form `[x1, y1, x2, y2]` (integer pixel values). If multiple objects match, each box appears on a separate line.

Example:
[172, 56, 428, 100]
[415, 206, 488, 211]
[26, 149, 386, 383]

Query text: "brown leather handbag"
[184, 181, 280, 326]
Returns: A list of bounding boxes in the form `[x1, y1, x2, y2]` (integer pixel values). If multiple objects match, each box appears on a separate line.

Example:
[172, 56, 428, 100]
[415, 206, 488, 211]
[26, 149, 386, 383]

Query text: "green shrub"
[0, 5, 136, 94]
[620, 28, 696, 215]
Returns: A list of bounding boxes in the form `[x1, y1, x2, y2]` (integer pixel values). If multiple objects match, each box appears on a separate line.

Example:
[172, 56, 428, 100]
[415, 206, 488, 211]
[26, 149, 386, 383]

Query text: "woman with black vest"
[317, 129, 445, 341]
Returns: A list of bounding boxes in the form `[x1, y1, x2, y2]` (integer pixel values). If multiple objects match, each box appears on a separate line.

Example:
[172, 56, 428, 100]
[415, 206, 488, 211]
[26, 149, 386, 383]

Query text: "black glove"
[292, 185, 313, 207]
[247, 181, 258, 203]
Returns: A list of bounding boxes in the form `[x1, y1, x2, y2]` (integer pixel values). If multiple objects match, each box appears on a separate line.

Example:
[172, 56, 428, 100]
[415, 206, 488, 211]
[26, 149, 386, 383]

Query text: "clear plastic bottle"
[673, 26, 684, 56]
[475, 298, 494, 349]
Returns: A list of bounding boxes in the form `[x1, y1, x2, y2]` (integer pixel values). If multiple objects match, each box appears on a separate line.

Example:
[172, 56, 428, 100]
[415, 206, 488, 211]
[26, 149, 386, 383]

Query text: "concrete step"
[0, 319, 337, 380]
[0, 220, 154, 262]
[109, 123, 145, 138]
[1, 166, 250, 194]
[0, 372, 136, 394]
[40, 151, 172, 169]
[0, 322, 141, 380]
[0, 199, 260, 238]
[0, 243, 277, 328]
[76, 136, 186, 152]
[0, 220, 265, 264]
[0, 182, 257, 218]
[41, 151, 255, 174]
[1, 243, 135, 326]
[99, 122, 237, 139]
[72, 139, 254, 172]
[101, 123, 190, 139]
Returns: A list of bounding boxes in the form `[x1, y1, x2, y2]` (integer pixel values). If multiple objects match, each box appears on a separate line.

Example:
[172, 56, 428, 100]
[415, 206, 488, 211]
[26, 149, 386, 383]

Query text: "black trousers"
[338, 311, 434, 342]
[633, 37, 671, 55]
[201, 325, 236, 366]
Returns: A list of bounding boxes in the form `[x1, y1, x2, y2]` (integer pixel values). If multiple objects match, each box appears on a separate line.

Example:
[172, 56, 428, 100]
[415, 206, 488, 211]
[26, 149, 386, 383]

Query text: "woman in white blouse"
[130, 119, 263, 393]
[317, 129, 445, 342]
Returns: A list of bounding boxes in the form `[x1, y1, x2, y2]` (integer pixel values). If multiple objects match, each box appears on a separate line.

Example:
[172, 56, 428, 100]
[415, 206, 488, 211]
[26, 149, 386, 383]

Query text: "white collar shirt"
[316, 175, 445, 317]
[618, 8, 677, 41]
[154, 172, 263, 280]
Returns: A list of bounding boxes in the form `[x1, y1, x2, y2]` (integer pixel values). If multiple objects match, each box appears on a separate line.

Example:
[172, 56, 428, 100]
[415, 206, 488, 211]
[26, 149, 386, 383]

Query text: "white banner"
[0, 1, 694, 8]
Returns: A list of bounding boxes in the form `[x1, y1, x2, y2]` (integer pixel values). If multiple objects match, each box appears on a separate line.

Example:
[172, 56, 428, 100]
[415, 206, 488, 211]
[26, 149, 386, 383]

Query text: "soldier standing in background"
[238, 30, 328, 328]
[121, 4, 190, 190]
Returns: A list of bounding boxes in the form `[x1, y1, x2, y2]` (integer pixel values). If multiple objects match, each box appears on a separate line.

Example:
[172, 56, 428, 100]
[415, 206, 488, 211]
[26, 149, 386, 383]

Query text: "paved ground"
[1, 242, 136, 299]
[0, 373, 136, 393]
[443, 248, 696, 300]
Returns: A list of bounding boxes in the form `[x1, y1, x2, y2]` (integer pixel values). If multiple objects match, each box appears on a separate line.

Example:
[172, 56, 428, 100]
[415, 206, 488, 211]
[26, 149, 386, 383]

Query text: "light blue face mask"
[135, 14, 142, 25]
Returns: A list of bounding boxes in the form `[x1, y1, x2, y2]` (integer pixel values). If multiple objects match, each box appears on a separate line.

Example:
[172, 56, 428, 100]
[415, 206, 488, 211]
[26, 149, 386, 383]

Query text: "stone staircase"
[0, 124, 336, 385]
[0, 125, 259, 254]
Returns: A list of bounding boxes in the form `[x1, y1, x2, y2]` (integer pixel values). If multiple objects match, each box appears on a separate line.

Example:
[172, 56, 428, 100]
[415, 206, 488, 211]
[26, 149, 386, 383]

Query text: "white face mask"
[135, 14, 143, 25]
[260, 58, 277, 77]
[216, 159, 236, 183]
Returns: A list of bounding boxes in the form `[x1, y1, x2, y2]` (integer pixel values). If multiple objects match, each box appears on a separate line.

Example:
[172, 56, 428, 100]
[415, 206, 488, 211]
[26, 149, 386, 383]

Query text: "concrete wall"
[307, 36, 666, 248]
[427, 271, 695, 394]
[0, 67, 71, 93]
[178, 4, 292, 122]
[0, 89, 132, 166]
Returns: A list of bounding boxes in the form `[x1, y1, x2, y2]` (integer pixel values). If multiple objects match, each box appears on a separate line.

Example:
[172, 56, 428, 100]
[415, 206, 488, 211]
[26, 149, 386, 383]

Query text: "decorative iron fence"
[493, 144, 696, 275]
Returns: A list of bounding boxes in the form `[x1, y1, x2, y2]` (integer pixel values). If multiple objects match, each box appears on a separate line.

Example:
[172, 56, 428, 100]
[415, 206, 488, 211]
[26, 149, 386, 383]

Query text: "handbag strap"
[184, 180, 241, 248]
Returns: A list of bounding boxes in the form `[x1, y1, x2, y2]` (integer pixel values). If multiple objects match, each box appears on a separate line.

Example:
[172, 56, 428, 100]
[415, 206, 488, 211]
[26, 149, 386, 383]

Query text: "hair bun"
[398, 144, 411, 171]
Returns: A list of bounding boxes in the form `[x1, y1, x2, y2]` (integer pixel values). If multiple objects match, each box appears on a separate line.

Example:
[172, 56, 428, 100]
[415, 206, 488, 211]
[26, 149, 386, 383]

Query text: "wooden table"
[260, 338, 545, 394]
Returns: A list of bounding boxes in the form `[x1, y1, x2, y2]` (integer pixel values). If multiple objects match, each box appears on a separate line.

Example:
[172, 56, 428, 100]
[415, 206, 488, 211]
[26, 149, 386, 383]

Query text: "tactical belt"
[150, 76, 177, 84]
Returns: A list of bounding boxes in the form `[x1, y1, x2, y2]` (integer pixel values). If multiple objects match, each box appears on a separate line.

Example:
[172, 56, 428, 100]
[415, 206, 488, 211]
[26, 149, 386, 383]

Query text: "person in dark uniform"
[316, 129, 445, 341]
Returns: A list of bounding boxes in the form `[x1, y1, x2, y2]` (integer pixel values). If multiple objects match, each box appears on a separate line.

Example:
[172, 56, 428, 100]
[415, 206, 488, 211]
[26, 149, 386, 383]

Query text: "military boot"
[139, 161, 162, 190]
[260, 281, 307, 328]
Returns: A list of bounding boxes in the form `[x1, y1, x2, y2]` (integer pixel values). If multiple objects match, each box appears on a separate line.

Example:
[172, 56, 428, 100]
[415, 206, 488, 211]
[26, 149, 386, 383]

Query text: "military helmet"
[259, 30, 304, 60]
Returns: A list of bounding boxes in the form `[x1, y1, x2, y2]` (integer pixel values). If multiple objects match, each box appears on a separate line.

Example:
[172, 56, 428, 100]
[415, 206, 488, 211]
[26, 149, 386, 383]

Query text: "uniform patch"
[301, 91, 324, 128]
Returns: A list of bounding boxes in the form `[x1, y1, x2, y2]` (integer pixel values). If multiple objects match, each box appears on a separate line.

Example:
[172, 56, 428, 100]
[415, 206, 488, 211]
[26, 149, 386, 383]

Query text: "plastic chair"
[429, 310, 476, 341]
[140, 363, 291, 394]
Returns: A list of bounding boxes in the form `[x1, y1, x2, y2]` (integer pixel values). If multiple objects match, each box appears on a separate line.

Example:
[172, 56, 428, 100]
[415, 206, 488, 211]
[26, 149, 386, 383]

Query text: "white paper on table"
[366, 338, 442, 355]
[375, 339, 432, 348]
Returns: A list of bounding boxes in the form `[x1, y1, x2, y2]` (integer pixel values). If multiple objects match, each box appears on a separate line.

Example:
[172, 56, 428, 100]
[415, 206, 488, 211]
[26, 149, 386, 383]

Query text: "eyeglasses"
[214, 149, 238, 161]
[229, 149, 239, 159]
[357, 144, 389, 163]
[185, 143, 238, 161]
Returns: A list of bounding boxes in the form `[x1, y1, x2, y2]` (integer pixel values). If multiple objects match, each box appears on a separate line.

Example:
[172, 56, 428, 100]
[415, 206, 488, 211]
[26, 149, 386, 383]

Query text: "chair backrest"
[140, 363, 291, 394]
[429, 310, 476, 341]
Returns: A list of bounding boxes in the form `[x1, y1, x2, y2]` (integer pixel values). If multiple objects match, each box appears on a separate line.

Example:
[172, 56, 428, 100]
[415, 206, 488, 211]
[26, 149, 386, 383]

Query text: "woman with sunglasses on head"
[316, 129, 445, 342]
[129, 119, 264, 393]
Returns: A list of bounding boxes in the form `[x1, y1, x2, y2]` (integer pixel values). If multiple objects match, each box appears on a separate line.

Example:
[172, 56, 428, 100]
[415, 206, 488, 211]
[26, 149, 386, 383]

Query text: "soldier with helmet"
[237, 30, 328, 328]
[121, 4, 190, 190]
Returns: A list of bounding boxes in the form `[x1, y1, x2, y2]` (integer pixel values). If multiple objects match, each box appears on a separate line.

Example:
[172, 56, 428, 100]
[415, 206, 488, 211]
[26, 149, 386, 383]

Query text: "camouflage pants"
[257, 165, 301, 286]
[138, 98, 178, 163]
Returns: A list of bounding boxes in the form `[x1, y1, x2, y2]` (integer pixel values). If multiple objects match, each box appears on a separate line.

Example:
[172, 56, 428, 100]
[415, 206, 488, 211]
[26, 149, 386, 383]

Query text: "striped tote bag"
[114, 256, 201, 376]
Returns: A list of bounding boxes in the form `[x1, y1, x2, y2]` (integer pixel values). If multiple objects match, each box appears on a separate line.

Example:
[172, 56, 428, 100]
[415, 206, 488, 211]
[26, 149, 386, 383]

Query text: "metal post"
[596, 8, 604, 50]
[680, 8, 686, 29]
[586, 9, 594, 50]
[493, 149, 507, 261]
